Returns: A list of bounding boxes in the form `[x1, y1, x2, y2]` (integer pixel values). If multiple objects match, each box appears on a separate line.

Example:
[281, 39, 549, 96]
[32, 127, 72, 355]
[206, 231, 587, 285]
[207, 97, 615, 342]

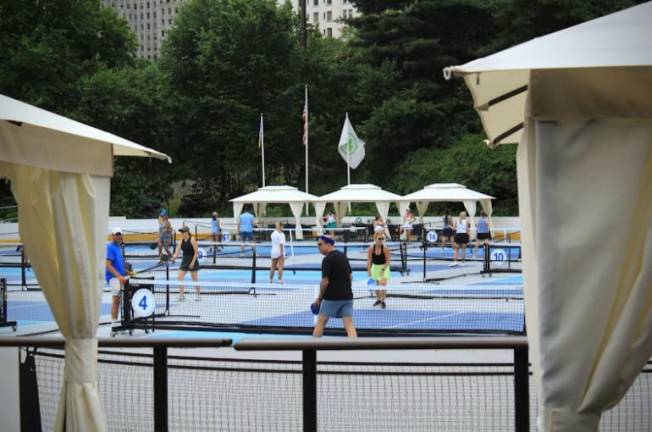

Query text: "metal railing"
[0, 337, 232, 432]
[234, 336, 530, 432]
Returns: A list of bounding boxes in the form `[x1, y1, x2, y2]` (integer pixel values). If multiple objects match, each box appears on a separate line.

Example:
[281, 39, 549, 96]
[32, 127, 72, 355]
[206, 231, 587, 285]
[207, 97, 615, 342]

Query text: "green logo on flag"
[344, 136, 358, 155]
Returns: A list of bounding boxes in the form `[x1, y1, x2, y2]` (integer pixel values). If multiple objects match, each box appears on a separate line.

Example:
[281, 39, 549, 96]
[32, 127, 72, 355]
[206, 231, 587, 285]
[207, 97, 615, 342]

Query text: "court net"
[116, 278, 525, 335]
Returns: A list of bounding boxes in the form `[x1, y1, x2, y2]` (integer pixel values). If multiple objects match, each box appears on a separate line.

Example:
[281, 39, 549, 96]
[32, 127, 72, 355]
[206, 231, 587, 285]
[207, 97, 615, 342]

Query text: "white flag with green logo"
[338, 114, 365, 169]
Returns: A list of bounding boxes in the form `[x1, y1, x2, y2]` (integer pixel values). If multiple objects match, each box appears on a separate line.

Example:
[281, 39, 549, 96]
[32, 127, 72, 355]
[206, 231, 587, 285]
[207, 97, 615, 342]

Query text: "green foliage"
[390, 134, 518, 215]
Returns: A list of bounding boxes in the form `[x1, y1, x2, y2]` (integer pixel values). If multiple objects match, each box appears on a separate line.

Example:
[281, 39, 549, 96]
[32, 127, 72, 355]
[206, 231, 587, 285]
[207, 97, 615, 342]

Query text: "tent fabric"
[230, 185, 319, 240]
[316, 184, 403, 223]
[0, 163, 109, 432]
[400, 183, 495, 229]
[0, 94, 171, 175]
[446, 4, 652, 431]
[443, 2, 652, 147]
[521, 117, 652, 431]
[314, 201, 326, 232]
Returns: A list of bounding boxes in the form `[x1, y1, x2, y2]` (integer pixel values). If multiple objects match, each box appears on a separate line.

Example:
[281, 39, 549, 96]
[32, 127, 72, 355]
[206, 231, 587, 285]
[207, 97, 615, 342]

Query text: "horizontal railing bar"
[234, 336, 528, 351]
[0, 337, 232, 348]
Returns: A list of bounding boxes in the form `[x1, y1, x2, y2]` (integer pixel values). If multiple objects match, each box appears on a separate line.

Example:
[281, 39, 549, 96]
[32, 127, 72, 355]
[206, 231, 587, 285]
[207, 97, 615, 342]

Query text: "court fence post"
[514, 346, 530, 432]
[153, 346, 169, 432]
[165, 262, 170, 315]
[303, 349, 317, 432]
[483, 243, 490, 274]
[422, 238, 427, 281]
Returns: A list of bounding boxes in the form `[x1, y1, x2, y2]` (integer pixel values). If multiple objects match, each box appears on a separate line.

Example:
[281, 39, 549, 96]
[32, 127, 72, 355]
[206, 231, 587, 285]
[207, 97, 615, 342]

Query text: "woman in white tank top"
[450, 211, 469, 267]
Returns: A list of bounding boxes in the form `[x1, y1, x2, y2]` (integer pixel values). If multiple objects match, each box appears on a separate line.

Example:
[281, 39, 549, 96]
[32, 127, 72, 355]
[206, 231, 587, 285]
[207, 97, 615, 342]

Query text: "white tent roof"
[400, 183, 494, 202]
[443, 2, 652, 147]
[230, 185, 319, 203]
[0, 93, 171, 175]
[317, 184, 401, 203]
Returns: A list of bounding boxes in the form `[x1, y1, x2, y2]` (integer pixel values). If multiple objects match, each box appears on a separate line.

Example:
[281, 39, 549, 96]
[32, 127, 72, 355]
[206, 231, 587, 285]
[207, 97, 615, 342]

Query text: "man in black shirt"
[313, 235, 357, 337]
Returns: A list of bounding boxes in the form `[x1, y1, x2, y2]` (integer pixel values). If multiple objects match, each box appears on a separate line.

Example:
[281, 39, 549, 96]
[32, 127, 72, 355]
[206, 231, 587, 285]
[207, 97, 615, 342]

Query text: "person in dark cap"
[171, 225, 200, 301]
[312, 235, 357, 337]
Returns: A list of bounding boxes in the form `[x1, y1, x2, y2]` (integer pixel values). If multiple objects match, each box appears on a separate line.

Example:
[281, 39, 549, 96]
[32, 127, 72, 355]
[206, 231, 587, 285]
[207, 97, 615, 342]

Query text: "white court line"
[385, 311, 466, 329]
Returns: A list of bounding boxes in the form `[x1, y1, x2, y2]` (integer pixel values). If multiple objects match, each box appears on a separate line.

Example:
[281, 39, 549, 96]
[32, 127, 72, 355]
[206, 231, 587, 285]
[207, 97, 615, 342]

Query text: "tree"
[0, 0, 136, 113]
[390, 134, 518, 215]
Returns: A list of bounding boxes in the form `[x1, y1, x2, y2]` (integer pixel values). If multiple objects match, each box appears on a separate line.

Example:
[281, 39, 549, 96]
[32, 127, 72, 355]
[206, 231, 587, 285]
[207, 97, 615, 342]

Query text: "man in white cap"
[105, 227, 127, 323]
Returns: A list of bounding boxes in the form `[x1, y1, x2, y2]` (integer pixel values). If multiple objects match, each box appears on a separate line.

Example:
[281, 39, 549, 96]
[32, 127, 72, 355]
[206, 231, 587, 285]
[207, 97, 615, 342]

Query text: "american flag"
[302, 85, 308, 146]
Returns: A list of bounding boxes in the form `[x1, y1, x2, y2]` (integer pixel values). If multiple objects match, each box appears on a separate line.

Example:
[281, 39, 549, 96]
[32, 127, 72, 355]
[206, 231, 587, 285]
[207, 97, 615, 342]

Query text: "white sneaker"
[449, 262, 458, 267]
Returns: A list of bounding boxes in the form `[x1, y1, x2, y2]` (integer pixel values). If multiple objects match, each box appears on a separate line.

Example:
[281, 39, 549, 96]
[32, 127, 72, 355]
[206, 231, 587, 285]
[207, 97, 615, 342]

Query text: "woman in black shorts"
[171, 226, 200, 301]
[440, 210, 454, 251]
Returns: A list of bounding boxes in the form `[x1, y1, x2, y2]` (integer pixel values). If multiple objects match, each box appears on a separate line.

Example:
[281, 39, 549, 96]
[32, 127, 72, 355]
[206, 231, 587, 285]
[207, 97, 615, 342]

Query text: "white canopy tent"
[399, 183, 495, 228]
[445, 3, 652, 431]
[0, 94, 170, 431]
[316, 184, 403, 227]
[230, 185, 319, 240]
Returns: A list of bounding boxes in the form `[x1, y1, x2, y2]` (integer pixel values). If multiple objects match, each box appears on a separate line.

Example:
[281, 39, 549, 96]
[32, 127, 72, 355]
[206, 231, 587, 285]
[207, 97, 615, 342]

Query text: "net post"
[483, 243, 489, 274]
[251, 245, 257, 285]
[153, 346, 169, 432]
[165, 262, 170, 315]
[302, 349, 317, 432]
[20, 247, 26, 291]
[422, 237, 427, 281]
[514, 346, 530, 432]
[121, 279, 132, 331]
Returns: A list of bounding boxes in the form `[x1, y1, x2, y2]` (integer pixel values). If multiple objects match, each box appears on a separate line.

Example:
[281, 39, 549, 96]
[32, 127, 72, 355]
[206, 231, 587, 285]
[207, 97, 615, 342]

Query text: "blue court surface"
[5, 301, 112, 325]
[244, 309, 524, 334]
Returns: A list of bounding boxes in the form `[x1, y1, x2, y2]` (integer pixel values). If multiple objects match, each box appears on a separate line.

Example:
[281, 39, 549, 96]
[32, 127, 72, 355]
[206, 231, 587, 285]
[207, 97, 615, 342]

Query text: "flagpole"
[304, 84, 309, 193]
[260, 113, 266, 187]
[346, 112, 351, 185]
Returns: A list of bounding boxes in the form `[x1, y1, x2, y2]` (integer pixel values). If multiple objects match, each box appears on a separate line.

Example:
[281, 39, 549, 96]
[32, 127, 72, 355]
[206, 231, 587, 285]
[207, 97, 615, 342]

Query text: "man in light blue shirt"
[210, 211, 221, 251]
[238, 207, 255, 255]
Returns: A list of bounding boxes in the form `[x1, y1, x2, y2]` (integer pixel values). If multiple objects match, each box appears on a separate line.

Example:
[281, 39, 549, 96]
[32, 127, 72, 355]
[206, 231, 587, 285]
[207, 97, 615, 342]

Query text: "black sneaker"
[381, 301, 386, 309]
[373, 300, 381, 307]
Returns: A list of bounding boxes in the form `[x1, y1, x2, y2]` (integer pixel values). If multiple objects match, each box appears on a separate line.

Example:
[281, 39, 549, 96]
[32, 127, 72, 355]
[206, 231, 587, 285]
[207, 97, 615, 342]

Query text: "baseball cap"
[111, 227, 123, 235]
[160, 209, 168, 216]
[178, 226, 190, 233]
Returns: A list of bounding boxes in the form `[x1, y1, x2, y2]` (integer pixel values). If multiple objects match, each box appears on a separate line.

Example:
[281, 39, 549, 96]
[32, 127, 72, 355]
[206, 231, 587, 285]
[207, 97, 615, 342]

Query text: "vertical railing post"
[483, 243, 490, 274]
[514, 346, 530, 432]
[251, 246, 257, 284]
[303, 349, 317, 432]
[422, 237, 427, 281]
[153, 346, 169, 432]
[165, 262, 170, 315]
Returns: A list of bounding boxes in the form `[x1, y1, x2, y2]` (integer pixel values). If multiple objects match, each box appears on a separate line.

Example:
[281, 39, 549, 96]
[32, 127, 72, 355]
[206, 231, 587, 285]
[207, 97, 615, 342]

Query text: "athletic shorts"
[442, 227, 454, 237]
[271, 254, 285, 261]
[240, 232, 253, 242]
[180, 256, 199, 272]
[454, 233, 470, 244]
[477, 232, 492, 240]
[319, 299, 353, 318]
[107, 278, 122, 296]
[370, 264, 390, 282]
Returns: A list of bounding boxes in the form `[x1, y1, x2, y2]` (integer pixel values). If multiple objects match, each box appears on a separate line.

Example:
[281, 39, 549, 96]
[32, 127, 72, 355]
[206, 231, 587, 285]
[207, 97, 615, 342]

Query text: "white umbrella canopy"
[230, 185, 319, 239]
[444, 4, 652, 431]
[400, 183, 494, 222]
[316, 184, 402, 223]
[0, 93, 171, 176]
[443, 2, 652, 148]
[0, 94, 170, 432]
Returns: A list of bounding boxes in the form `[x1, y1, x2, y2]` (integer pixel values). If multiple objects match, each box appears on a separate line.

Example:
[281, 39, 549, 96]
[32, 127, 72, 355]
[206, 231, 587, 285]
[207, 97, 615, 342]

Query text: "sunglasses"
[376, 237, 385, 241]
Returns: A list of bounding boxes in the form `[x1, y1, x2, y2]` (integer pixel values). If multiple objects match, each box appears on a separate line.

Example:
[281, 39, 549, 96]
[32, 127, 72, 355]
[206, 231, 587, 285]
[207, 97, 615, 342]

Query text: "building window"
[327, 27, 332, 37]
[326, 11, 332, 22]
[168, 18, 172, 24]
[140, 12, 143, 18]
[313, 12, 318, 22]
[326, 0, 331, 4]
[313, 0, 318, 5]
[147, 23, 150, 29]
[147, 2, 150, 8]
[161, 30, 165, 36]
[147, 12, 150, 18]
[153, 11, 156, 18]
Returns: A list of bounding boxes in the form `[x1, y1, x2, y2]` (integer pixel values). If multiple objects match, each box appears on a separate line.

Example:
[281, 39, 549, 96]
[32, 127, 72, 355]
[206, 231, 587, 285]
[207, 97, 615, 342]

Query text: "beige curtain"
[519, 117, 652, 431]
[288, 202, 304, 240]
[0, 162, 108, 431]
[314, 201, 326, 233]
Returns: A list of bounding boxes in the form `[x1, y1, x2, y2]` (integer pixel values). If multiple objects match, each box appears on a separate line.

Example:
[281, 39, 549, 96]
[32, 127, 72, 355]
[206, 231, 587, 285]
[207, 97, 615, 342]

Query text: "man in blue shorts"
[237, 206, 255, 256]
[312, 235, 357, 337]
[105, 227, 127, 323]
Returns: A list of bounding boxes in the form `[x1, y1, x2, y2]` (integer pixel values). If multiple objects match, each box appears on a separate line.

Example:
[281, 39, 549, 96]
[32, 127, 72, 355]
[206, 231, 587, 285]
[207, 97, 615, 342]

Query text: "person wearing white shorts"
[269, 221, 286, 284]
[105, 228, 128, 323]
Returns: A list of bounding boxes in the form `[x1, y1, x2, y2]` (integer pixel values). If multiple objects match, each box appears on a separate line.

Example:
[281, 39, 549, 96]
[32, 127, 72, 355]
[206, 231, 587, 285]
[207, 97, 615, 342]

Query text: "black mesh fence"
[25, 348, 652, 431]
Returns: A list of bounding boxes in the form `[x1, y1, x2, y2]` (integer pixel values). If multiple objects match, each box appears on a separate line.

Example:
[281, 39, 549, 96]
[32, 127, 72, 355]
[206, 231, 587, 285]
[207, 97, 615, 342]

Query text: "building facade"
[102, 0, 188, 59]
[284, 0, 360, 38]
